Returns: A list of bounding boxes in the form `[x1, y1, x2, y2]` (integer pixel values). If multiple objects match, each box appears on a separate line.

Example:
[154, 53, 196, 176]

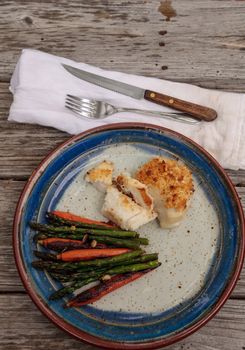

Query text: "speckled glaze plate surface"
[13, 123, 244, 349]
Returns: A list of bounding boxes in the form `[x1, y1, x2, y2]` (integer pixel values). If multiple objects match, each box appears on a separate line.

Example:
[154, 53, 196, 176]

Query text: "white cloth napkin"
[9, 49, 245, 170]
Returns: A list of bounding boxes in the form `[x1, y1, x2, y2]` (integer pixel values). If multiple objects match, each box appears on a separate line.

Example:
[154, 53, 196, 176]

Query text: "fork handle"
[144, 90, 217, 122]
[115, 107, 199, 124]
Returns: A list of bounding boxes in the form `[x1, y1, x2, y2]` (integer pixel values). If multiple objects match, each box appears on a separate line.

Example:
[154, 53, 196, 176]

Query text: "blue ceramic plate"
[13, 123, 244, 349]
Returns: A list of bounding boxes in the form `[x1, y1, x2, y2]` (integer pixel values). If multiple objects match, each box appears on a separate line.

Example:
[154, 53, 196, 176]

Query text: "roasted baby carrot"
[56, 248, 130, 262]
[32, 250, 143, 271]
[65, 271, 149, 308]
[49, 211, 116, 229]
[34, 232, 144, 249]
[38, 237, 89, 251]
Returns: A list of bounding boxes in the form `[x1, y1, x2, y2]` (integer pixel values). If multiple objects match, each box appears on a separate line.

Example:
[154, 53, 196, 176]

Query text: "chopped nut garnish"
[101, 274, 111, 281]
[90, 239, 97, 248]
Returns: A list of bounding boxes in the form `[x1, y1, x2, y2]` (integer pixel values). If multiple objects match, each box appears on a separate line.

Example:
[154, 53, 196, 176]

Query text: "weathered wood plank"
[236, 187, 245, 212]
[0, 180, 26, 291]
[0, 1, 244, 90]
[0, 84, 67, 178]
[0, 295, 244, 350]
[0, 180, 244, 297]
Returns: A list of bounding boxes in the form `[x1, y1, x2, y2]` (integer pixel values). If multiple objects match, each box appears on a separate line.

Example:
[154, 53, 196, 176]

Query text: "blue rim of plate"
[13, 123, 245, 349]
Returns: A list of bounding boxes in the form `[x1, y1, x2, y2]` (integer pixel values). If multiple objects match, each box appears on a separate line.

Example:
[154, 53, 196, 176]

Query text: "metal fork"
[65, 95, 200, 124]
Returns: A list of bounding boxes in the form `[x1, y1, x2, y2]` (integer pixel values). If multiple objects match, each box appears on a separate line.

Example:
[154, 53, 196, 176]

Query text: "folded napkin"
[9, 49, 245, 169]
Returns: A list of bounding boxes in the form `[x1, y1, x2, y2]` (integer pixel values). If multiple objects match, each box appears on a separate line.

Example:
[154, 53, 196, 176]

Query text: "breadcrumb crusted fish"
[114, 173, 154, 211]
[102, 186, 157, 231]
[85, 160, 114, 192]
[135, 157, 194, 229]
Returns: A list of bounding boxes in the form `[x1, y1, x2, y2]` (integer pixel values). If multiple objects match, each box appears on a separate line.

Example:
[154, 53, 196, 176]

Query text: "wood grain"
[0, 295, 244, 350]
[144, 89, 218, 121]
[0, 1, 244, 90]
[1, 1, 245, 349]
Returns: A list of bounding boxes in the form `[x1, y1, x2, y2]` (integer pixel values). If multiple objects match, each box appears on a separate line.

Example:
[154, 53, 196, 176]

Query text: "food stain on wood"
[23, 16, 33, 25]
[159, 30, 167, 35]
[159, 30, 167, 48]
[158, 0, 177, 21]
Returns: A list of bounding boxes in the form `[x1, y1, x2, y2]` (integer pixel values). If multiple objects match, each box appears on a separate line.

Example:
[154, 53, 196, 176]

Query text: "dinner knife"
[62, 64, 217, 122]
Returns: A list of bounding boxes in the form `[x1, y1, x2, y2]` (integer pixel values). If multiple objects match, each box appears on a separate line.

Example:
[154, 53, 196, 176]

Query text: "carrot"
[38, 237, 89, 252]
[56, 248, 130, 262]
[51, 211, 115, 228]
[65, 271, 147, 308]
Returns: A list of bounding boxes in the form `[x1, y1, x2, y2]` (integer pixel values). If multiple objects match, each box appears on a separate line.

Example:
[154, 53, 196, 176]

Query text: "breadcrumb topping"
[85, 160, 113, 185]
[135, 157, 194, 211]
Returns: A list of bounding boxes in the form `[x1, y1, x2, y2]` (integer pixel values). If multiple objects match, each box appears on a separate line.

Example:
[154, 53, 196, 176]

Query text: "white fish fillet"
[135, 157, 194, 229]
[147, 186, 188, 228]
[102, 186, 157, 231]
[85, 160, 114, 192]
[115, 173, 154, 211]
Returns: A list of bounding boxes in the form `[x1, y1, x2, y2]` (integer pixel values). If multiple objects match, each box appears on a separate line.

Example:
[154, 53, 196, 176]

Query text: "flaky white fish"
[135, 157, 194, 228]
[114, 173, 154, 211]
[102, 186, 157, 231]
[85, 160, 114, 192]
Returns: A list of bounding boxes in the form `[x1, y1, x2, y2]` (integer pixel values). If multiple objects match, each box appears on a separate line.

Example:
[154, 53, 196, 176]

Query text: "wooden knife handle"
[144, 90, 217, 122]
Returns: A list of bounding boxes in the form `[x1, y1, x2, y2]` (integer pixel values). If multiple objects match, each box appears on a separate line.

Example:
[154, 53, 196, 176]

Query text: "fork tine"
[66, 97, 97, 108]
[65, 99, 85, 109]
[65, 102, 84, 113]
[66, 99, 97, 111]
[65, 101, 97, 114]
[66, 95, 97, 107]
[67, 94, 81, 100]
[66, 96, 83, 106]
[66, 97, 97, 111]
[66, 105, 94, 119]
[65, 103, 94, 117]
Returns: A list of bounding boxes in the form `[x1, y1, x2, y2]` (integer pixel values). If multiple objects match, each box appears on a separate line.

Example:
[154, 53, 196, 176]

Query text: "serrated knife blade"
[63, 64, 144, 100]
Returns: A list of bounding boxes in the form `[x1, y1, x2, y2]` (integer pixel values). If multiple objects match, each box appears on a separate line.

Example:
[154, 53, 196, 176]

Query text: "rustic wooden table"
[0, 1, 245, 349]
